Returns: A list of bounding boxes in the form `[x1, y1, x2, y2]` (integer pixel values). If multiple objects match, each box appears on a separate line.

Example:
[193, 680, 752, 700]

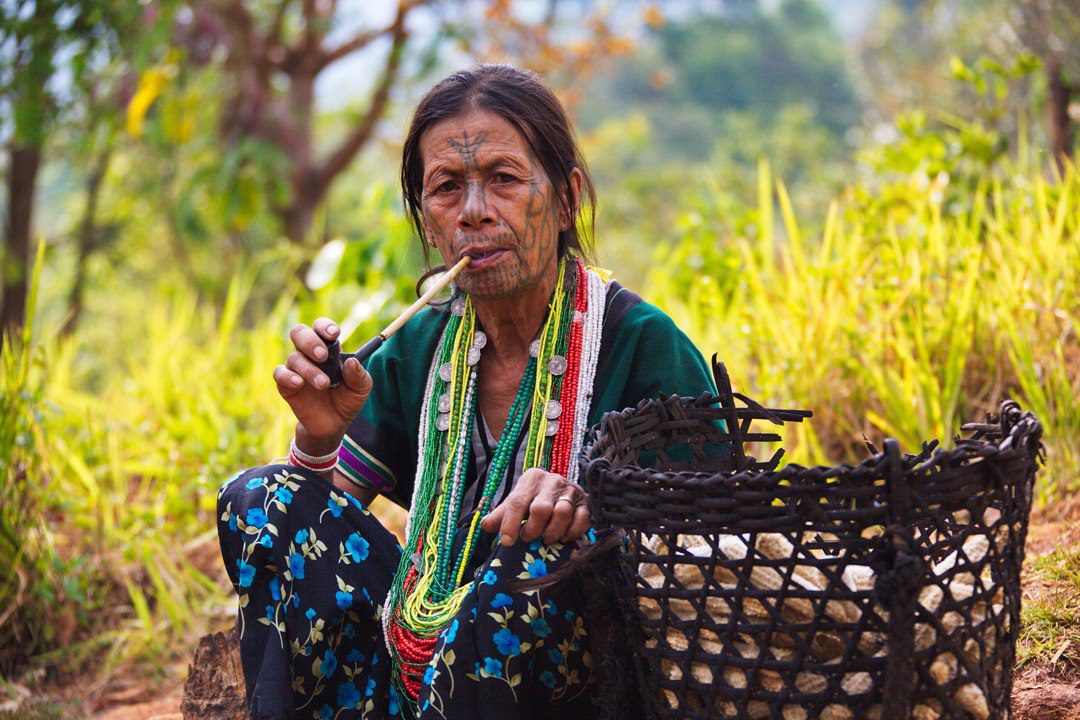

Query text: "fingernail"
[328, 324, 339, 335]
[314, 346, 327, 360]
[291, 375, 303, 386]
[501, 534, 513, 546]
[316, 374, 328, 388]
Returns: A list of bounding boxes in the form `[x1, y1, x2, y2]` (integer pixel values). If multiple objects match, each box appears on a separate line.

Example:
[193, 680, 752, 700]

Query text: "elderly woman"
[218, 65, 716, 720]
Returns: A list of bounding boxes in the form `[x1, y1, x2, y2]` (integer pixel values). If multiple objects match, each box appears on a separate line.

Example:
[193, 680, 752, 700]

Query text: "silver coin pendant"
[545, 399, 562, 420]
[548, 355, 568, 376]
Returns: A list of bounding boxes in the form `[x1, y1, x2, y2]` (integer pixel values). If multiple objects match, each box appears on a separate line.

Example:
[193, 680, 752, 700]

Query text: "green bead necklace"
[385, 257, 578, 707]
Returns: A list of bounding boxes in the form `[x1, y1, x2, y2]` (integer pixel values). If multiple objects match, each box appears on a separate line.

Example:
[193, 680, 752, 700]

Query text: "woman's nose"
[458, 182, 494, 228]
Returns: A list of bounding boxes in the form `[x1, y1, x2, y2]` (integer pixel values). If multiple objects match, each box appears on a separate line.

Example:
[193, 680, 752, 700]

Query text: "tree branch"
[302, 0, 319, 54]
[317, 25, 387, 70]
[266, 0, 294, 53]
[317, 0, 430, 71]
[312, 4, 409, 199]
[217, 1, 257, 50]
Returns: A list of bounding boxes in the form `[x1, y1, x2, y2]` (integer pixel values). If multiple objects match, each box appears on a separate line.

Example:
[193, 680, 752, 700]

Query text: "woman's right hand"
[274, 318, 373, 451]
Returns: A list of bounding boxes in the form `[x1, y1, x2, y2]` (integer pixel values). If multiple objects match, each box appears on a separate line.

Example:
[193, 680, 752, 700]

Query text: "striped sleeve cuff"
[336, 435, 396, 491]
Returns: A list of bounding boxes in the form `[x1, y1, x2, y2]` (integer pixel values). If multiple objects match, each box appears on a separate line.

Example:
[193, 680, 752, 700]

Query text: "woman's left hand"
[480, 468, 590, 546]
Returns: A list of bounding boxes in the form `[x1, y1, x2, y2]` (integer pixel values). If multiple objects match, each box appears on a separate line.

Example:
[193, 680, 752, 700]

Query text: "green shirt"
[337, 280, 718, 509]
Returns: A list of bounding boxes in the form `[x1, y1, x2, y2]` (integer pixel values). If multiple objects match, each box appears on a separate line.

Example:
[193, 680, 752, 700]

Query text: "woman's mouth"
[461, 248, 507, 269]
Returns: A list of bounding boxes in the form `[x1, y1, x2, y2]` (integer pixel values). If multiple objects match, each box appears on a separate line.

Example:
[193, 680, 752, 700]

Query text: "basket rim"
[580, 395, 1043, 489]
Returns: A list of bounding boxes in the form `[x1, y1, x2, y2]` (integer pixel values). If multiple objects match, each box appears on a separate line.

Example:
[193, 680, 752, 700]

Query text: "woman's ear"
[559, 168, 584, 232]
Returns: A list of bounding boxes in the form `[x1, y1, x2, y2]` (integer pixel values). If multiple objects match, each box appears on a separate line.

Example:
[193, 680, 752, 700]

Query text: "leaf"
[126, 67, 167, 137]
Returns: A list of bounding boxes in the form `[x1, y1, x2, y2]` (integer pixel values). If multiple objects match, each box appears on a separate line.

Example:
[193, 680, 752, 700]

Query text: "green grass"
[1018, 544, 1080, 667]
[645, 161, 1079, 503]
[1, 252, 416, 681]
[1, 238, 53, 674]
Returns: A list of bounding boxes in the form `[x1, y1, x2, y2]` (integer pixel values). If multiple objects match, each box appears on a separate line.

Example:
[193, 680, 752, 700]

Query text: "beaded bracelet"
[288, 437, 340, 473]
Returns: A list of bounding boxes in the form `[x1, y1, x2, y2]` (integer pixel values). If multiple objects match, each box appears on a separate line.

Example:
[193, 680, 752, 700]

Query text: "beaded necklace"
[382, 256, 606, 711]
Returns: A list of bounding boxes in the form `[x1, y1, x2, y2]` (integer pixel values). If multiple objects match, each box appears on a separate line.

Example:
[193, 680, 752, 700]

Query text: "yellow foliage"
[644, 5, 666, 30]
[125, 68, 167, 138]
[645, 161, 1079, 499]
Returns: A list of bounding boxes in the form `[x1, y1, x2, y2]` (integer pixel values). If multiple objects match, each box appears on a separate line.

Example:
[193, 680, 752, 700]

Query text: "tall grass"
[4, 160, 1077, 682]
[647, 161, 1079, 502]
[38, 274, 299, 669]
[1, 268, 300, 675]
[1, 239, 51, 673]
[3, 260, 413, 679]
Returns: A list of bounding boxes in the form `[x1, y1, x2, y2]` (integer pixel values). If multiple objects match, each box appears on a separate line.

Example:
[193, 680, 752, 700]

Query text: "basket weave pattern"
[581, 364, 1042, 720]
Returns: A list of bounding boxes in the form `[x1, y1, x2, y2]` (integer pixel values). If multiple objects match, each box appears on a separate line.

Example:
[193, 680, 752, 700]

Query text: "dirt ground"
[82, 664, 1080, 720]
[1011, 496, 1080, 720]
[1012, 664, 1080, 720]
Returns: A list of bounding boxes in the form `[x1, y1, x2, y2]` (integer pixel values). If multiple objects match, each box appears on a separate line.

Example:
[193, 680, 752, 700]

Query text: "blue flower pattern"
[218, 464, 595, 719]
[345, 532, 370, 563]
[246, 507, 268, 530]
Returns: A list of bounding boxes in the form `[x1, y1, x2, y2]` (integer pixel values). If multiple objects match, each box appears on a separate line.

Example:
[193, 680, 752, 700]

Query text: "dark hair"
[402, 65, 597, 275]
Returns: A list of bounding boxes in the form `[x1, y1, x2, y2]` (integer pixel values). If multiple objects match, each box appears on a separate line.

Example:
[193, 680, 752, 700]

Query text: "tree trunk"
[1046, 56, 1073, 175]
[180, 628, 246, 720]
[65, 143, 113, 337]
[283, 69, 318, 248]
[1, 145, 42, 341]
[282, 198, 319, 290]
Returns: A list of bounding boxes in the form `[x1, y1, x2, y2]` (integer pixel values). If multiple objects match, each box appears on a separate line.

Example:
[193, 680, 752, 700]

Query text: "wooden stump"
[181, 628, 246, 720]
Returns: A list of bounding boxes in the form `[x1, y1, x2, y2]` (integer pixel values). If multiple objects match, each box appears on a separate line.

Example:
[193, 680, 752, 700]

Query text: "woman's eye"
[492, 173, 516, 185]
[434, 180, 458, 193]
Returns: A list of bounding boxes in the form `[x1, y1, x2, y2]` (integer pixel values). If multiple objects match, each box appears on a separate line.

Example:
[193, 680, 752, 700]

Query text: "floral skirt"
[218, 465, 598, 720]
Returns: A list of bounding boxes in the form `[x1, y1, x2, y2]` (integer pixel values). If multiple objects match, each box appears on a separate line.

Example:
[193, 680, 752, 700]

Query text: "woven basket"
[580, 362, 1043, 720]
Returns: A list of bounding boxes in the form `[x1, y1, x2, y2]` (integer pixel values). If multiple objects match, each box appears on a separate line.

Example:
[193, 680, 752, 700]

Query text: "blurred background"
[1, 0, 1078, 716]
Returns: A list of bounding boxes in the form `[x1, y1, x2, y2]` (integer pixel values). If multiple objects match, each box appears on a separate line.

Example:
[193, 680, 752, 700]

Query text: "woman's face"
[419, 109, 577, 300]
